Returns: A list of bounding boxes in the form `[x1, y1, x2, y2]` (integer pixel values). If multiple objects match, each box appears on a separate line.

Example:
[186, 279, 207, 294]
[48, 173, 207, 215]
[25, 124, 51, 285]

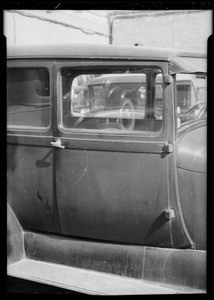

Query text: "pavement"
[7, 276, 83, 295]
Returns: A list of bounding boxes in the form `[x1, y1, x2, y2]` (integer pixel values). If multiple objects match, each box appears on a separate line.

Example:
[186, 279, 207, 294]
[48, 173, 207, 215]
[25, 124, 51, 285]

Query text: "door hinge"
[164, 74, 173, 85]
[164, 208, 175, 220]
[163, 142, 173, 153]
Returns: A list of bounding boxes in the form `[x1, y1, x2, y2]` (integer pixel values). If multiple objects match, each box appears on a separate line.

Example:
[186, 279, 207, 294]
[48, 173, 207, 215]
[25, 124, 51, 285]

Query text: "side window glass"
[61, 68, 163, 133]
[176, 74, 207, 128]
[7, 68, 50, 128]
[177, 84, 191, 114]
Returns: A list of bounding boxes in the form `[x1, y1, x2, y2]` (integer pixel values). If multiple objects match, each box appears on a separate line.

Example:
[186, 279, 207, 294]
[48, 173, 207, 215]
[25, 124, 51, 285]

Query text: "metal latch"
[164, 208, 175, 220]
[50, 138, 65, 149]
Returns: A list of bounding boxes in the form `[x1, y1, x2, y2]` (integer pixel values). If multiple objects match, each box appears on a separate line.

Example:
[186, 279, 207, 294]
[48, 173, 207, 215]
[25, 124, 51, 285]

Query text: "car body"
[7, 44, 207, 295]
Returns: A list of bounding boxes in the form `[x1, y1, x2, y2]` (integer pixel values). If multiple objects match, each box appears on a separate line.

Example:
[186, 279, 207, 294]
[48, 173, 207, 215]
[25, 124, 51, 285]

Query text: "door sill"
[7, 258, 189, 295]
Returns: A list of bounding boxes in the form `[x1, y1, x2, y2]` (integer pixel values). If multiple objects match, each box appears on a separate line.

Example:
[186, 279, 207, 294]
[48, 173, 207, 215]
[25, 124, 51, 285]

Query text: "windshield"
[176, 73, 207, 128]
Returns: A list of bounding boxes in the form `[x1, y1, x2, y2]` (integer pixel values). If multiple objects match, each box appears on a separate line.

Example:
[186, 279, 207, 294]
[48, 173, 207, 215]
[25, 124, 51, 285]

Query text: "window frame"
[56, 60, 168, 141]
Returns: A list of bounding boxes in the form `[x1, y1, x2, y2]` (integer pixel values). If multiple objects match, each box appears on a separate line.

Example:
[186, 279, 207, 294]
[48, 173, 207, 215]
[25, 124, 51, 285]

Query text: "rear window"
[7, 68, 50, 128]
[176, 74, 207, 128]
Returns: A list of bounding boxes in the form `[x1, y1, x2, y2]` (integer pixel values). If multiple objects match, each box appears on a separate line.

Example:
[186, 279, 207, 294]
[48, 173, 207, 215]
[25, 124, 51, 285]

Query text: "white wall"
[111, 10, 212, 52]
[4, 10, 109, 46]
[4, 10, 212, 53]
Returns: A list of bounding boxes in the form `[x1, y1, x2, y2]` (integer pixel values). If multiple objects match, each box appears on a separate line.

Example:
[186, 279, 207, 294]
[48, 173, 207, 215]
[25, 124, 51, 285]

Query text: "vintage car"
[7, 44, 207, 295]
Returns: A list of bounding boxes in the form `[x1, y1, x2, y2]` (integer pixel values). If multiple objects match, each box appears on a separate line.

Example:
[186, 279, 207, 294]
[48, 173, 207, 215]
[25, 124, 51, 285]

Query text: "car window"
[7, 68, 50, 128]
[61, 68, 163, 133]
[176, 74, 207, 128]
[180, 102, 207, 124]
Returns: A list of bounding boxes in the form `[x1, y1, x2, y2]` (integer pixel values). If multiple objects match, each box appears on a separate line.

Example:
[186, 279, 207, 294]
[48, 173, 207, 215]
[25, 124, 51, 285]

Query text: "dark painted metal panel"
[56, 149, 172, 246]
[7, 142, 61, 233]
[175, 124, 207, 249]
[24, 231, 206, 291]
[177, 126, 207, 173]
[177, 168, 207, 250]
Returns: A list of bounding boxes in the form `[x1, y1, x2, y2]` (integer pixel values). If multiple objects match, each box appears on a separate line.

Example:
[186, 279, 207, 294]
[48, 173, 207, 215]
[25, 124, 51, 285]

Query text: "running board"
[8, 259, 184, 295]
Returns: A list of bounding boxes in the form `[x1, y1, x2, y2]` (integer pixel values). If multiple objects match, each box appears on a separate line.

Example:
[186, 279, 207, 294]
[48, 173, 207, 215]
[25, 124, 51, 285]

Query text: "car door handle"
[50, 138, 65, 149]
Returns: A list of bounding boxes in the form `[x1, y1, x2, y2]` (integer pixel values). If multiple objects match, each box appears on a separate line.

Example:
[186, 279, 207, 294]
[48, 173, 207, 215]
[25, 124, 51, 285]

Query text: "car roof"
[7, 43, 206, 61]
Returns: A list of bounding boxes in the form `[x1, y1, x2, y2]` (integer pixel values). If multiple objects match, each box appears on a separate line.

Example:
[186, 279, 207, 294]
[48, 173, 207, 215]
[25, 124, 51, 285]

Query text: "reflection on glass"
[61, 69, 163, 132]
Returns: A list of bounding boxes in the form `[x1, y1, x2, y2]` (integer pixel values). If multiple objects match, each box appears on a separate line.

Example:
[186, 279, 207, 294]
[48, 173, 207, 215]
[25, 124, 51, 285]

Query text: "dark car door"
[7, 60, 61, 233]
[51, 60, 179, 247]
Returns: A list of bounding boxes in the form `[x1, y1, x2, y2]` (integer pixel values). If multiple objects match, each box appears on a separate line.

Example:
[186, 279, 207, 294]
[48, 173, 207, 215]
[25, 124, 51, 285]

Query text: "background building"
[110, 10, 212, 52]
[4, 10, 212, 52]
[4, 10, 109, 45]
